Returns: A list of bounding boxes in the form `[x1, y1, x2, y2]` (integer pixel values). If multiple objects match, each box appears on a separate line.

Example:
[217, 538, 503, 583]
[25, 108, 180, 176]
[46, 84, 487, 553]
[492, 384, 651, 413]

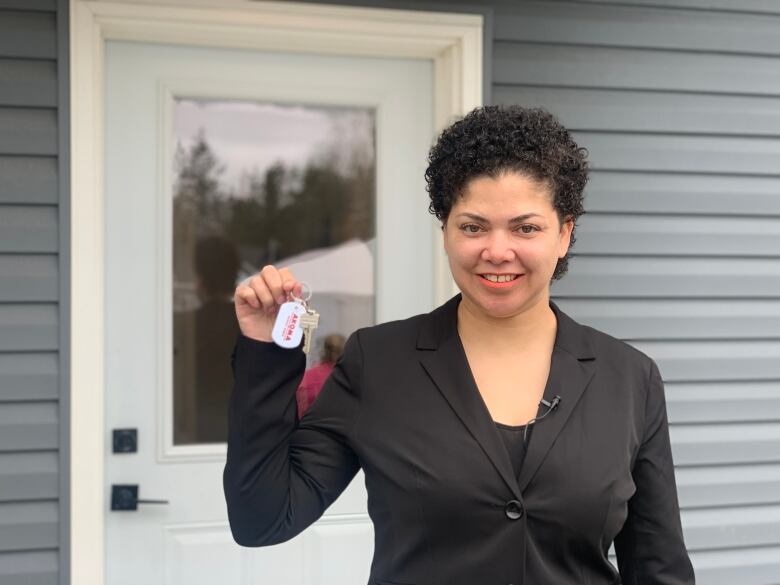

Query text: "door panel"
[105, 40, 433, 584]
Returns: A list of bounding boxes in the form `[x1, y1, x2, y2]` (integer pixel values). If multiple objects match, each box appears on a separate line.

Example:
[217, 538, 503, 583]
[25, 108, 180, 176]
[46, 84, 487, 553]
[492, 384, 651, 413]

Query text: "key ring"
[290, 281, 312, 304]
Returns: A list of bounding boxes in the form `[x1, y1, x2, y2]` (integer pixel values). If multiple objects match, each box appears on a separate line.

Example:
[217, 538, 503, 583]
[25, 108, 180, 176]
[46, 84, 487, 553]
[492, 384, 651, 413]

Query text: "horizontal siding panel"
[0, 305, 57, 351]
[0, 452, 57, 502]
[494, 41, 780, 96]
[558, 299, 780, 340]
[495, 85, 780, 136]
[0, 206, 58, 252]
[0, 0, 56, 9]
[0, 501, 57, 552]
[677, 464, 780, 508]
[0, 353, 58, 402]
[683, 504, 780, 550]
[0, 256, 58, 302]
[631, 340, 780, 382]
[0, 550, 57, 585]
[0, 59, 56, 107]
[671, 423, 780, 465]
[0, 156, 57, 204]
[666, 381, 780, 423]
[0, 402, 57, 452]
[553, 257, 780, 298]
[576, 214, 780, 257]
[690, 546, 780, 585]
[578, 131, 780, 175]
[495, 1, 780, 56]
[571, 0, 780, 16]
[0, 11, 55, 59]
[585, 171, 780, 216]
[0, 109, 57, 156]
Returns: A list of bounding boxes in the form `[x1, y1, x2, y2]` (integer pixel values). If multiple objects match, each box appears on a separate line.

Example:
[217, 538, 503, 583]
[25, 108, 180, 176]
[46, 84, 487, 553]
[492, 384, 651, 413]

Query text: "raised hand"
[233, 265, 301, 342]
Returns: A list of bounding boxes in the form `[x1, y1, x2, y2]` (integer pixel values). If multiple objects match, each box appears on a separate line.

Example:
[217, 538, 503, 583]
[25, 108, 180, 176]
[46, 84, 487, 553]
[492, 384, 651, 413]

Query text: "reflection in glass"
[172, 99, 376, 445]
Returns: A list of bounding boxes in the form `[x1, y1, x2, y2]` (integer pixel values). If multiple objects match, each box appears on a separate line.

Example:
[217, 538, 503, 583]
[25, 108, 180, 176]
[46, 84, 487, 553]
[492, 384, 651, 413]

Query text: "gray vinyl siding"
[0, 1, 65, 584]
[315, 0, 780, 581]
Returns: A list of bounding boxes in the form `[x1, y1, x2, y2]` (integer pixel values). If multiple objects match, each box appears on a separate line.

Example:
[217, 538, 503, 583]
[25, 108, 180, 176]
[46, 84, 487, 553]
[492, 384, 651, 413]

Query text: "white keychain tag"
[272, 301, 306, 348]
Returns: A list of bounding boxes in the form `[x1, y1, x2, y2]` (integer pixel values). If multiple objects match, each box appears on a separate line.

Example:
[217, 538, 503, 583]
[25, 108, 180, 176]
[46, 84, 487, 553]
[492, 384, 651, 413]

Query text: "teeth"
[483, 274, 517, 283]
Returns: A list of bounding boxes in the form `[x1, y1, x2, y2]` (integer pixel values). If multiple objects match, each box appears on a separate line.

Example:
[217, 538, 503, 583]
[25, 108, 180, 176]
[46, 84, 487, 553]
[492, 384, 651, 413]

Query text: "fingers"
[278, 267, 302, 298]
[234, 284, 261, 310]
[235, 265, 300, 313]
[262, 265, 286, 304]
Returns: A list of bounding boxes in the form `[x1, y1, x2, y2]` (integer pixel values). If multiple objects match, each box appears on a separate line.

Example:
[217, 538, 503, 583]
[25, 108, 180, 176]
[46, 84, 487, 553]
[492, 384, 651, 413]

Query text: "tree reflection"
[172, 123, 375, 445]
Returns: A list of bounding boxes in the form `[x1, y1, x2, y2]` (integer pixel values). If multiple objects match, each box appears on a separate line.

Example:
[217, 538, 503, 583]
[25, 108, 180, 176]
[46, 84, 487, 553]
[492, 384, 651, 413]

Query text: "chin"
[486, 299, 529, 318]
[458, 280, 548, 318]
[461, 289, 522, 318]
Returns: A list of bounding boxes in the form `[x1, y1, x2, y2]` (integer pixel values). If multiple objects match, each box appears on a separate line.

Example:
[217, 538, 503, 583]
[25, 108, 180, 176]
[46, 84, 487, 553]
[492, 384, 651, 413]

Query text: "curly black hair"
[425, 105, 588, 280]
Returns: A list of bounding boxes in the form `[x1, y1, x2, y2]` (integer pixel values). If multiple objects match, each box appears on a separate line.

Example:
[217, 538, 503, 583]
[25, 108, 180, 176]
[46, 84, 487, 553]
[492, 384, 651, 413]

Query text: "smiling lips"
[478, 273, 523, 288]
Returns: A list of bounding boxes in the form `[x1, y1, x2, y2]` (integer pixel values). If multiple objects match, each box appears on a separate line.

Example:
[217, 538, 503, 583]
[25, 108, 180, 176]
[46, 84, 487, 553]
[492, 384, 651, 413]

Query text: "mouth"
[477, 273, 523, 287]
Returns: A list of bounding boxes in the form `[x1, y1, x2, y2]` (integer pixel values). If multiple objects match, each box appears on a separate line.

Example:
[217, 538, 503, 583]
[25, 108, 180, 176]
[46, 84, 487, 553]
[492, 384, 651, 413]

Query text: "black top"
[495, 421, 531, 478]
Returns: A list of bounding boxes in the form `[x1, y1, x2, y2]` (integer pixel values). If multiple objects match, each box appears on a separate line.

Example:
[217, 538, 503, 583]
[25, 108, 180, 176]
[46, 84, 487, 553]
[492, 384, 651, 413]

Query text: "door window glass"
[172, 98, 376, 445]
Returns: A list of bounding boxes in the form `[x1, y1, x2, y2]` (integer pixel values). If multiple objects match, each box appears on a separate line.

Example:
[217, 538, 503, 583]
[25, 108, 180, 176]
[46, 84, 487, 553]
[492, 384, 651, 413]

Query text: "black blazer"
[224, 294, 695, 585]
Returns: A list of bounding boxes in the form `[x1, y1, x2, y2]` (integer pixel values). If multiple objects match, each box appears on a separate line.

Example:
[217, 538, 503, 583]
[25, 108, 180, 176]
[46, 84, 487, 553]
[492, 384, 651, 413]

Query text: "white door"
[104, 39, 434, 584]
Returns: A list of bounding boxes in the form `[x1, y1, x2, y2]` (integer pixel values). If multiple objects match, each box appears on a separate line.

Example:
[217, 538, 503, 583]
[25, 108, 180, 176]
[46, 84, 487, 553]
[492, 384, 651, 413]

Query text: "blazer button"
[505, 499, 524, 520]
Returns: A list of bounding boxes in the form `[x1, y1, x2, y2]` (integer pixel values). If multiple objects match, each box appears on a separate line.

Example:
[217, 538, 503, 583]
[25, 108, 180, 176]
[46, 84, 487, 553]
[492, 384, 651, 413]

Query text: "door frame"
[69, 0, 482, 582]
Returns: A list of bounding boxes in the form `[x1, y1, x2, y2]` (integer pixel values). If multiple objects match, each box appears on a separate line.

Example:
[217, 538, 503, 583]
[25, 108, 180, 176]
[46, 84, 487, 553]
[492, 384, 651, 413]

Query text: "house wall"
[0, 0, 68, 584]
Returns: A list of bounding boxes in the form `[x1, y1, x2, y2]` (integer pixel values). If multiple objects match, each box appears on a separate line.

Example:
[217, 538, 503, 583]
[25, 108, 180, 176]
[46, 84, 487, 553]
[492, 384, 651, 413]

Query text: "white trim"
[157, 82, 176, 461]
[71, 1, 481, 582]
[155, 77, 408, 463]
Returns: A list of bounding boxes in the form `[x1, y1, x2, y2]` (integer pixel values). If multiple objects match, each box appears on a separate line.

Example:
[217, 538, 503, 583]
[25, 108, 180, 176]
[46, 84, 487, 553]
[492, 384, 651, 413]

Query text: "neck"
[456, 292, 556, 353]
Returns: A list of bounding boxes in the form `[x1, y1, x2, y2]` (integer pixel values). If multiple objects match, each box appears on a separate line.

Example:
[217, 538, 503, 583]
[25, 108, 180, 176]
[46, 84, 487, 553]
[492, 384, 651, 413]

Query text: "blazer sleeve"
[223, 330, 363, 547]
[614, 359, 696, 584]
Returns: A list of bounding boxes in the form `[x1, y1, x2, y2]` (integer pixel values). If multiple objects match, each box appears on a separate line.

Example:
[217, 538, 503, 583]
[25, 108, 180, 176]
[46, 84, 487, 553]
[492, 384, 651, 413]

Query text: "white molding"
[71, 1, 481, 582]
[155, 77, 407, 463]
[157, 82, 175, 462]
[70, 2, 107, 584]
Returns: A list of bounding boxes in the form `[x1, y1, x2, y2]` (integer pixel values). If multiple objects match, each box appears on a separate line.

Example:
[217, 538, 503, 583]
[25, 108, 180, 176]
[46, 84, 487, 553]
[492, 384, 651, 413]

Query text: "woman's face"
[442, 172, 573, 319]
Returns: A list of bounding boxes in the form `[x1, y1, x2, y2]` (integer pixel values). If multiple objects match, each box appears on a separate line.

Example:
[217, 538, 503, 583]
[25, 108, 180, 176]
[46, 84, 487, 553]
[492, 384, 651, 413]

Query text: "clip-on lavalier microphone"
[523, 395, 562, 445]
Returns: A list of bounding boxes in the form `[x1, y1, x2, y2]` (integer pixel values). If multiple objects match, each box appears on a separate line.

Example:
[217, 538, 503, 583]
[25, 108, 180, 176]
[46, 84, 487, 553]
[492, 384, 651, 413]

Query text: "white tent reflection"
[241, 238, 375, 361]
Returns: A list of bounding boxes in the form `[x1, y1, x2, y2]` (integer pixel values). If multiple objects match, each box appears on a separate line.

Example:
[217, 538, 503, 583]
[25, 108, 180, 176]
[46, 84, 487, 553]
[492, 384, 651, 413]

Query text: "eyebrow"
[455, 212, 543, 224]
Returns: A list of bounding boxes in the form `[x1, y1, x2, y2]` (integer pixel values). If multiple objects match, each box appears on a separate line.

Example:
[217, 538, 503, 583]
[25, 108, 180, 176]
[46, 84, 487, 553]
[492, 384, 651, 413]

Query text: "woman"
[225, 106, 696, 585]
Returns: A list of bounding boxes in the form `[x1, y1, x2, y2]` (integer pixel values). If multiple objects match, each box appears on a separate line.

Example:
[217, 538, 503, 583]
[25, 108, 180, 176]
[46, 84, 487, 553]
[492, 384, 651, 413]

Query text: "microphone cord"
[523, 395, 562, 446]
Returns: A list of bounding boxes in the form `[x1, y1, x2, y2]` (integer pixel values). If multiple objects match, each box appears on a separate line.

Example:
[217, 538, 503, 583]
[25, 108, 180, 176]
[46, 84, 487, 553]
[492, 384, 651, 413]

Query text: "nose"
[480, 230, 516, 264]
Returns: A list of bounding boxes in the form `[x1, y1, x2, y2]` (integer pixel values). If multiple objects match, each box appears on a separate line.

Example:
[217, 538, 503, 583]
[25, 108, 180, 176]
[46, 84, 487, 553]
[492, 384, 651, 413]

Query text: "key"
[299, 309, 320, 355]
[299, 310, 320, 355]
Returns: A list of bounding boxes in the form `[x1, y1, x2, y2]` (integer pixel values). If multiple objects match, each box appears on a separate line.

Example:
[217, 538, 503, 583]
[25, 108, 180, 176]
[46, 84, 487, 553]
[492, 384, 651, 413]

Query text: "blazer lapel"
[515, 317, 596, 492]
[417, 295, 596, 499]
[420, 325, 522, 500]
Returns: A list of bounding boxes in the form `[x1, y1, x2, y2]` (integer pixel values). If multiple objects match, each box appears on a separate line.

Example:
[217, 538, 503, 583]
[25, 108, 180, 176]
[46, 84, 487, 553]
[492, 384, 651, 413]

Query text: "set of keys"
[271, 282, 320, 355]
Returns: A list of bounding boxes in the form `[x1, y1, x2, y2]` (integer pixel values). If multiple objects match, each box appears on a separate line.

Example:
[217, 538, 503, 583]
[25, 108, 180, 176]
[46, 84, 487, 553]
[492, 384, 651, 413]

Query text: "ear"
[558, 216, 574, 258]
[440, 219, 449, 255]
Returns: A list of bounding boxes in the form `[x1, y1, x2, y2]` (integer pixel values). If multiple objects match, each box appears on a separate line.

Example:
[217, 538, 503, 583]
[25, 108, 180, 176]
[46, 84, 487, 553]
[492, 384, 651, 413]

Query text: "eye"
[460, 223, 483, 234]
[516, 224, 540, 234]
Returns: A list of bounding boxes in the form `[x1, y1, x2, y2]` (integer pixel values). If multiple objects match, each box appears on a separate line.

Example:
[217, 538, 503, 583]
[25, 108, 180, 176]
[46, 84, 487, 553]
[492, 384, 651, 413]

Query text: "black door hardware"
[112, 428, 138, 453]
[111, 484, 169, 511]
